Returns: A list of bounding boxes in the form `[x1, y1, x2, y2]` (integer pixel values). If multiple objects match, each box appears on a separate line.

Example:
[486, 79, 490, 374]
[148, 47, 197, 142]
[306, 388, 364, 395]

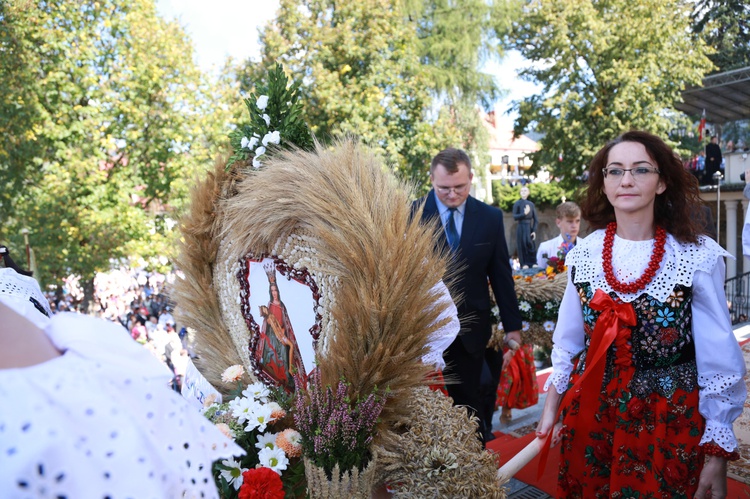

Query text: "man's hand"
[505, 330, 521, 348]
[530, 232, 536, 241]
[524, 205, 530, 215]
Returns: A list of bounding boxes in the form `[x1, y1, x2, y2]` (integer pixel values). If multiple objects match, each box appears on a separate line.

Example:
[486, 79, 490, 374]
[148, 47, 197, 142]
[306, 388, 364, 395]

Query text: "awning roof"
[675, 66, 750, 124]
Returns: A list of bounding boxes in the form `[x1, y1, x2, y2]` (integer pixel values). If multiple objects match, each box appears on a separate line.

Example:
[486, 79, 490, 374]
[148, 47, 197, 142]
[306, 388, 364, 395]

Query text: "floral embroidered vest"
[572, 272, 698, 399]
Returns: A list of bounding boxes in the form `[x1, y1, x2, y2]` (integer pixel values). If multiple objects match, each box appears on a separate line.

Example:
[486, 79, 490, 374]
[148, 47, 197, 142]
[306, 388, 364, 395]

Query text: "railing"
[725, 272, 750, 324]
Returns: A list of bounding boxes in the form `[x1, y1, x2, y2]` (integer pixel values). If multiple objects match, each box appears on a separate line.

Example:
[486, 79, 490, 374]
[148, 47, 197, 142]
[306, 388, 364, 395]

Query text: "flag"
[698, 109, 706, 141]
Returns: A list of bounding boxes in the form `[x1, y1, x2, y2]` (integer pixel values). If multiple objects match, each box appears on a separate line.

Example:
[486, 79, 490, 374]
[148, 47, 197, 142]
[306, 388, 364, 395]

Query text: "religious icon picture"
[238, 256, 320, 391]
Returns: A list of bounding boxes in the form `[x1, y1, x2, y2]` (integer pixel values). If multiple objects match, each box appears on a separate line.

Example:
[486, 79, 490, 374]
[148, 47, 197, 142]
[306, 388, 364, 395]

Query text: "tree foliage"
[509, 0, 713, 189]
[0, 0, 241, 287]
[256, 0, 515, 189]
[692, 0, 750, 73]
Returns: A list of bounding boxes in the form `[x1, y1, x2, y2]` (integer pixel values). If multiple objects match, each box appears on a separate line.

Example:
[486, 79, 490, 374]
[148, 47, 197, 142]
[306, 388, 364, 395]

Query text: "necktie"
[446, 208, 459, 251]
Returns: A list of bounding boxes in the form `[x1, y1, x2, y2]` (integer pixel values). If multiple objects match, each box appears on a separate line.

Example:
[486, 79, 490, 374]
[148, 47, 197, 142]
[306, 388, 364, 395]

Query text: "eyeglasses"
[602, 166, 660, 181]
[436, 185, 468, 195]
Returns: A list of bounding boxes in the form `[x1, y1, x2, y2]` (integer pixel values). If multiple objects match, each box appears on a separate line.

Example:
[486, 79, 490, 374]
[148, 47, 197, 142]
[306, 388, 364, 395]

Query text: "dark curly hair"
[580, 130, 705, 244]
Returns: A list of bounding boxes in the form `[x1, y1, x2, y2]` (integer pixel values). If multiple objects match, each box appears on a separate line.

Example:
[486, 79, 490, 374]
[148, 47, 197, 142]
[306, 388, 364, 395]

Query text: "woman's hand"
[535, 388, 563, 446]
[694, 456, 727, 499]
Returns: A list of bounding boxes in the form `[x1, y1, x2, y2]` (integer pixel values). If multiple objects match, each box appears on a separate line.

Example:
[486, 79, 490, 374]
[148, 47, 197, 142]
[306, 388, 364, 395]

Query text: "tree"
[509, 0, 713, 189]
[255, 0, 516, 188]
[692, 0, 750, 73]
[0, 0, 241, 289]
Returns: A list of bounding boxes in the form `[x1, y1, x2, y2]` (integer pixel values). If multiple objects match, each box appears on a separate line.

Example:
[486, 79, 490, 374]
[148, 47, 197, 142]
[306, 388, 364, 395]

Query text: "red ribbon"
[536, 289, 636, 479]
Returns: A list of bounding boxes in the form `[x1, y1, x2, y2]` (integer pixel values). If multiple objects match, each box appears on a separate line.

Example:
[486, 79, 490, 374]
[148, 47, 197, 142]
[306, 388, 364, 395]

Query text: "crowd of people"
[43, 266, 192, 391]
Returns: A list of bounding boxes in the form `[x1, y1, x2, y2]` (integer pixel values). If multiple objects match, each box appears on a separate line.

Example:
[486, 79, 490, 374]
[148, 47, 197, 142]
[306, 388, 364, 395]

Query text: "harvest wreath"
[172, 64, 509, 498]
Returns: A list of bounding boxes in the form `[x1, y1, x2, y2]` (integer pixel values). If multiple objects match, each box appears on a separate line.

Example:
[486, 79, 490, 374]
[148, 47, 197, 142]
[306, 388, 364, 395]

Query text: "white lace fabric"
[422, 280, 460, 370]
[0, 268, 51, 317]
[566, 230, 730, 303]
[544, 231, 747, 452]
[0, 305, 243, 498]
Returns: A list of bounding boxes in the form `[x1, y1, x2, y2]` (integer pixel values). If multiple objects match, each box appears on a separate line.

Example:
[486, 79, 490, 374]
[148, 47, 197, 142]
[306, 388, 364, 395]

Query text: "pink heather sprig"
[293, 370, 385, 479]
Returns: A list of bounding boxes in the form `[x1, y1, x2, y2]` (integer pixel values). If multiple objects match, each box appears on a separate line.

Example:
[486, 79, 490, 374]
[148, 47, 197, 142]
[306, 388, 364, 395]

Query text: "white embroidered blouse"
[545, 229, 747, 452]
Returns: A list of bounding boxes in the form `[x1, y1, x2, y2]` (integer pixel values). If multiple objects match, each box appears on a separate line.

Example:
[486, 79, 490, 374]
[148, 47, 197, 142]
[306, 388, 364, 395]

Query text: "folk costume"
[0, 268, 243, 498]
[545, 227, 746, 497]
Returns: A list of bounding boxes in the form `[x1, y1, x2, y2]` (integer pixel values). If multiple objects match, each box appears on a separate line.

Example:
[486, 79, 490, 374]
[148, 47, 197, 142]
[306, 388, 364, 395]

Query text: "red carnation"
[238, 467, 285, 499]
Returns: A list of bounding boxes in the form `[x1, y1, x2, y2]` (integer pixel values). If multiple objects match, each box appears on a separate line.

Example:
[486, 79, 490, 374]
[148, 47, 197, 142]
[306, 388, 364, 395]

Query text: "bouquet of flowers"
[203, 365, 307, 498]
[545, 235, 575, 276]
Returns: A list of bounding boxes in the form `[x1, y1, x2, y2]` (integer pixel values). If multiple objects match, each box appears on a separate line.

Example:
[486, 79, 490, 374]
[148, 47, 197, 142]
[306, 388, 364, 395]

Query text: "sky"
[155, 0, 540, 129]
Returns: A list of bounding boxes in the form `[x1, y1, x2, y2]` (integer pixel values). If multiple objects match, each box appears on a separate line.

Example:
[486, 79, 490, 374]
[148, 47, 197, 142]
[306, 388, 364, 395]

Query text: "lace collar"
[567, 229, 731, 303]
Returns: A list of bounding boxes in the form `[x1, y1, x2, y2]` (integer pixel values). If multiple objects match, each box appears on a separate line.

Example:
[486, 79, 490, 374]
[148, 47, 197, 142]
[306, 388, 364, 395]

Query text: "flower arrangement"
[227, 63, 313, 170]
[203, 365, 307, 498]
[545, 236, 575, 275]
[293, 369, 385, 480]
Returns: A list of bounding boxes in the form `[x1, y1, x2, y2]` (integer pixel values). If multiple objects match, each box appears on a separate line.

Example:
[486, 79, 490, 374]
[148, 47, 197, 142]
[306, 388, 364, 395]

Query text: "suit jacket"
[415, 191, 522, 354]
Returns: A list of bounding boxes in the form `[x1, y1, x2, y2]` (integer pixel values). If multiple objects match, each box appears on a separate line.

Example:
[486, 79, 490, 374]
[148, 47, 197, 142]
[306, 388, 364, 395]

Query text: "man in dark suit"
[414, 147, 522, 444]
[704, 135, 723, 185]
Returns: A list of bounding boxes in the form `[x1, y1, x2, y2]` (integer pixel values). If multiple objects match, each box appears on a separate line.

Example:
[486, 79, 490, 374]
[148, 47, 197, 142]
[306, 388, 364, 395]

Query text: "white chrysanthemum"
[255, 145, 266, 158]
[242, 382, 270, 403]
[262, 113, 270, 126]
[262, 130, 281, 146]
[252, 157, 262, 169]
[543, 320, 556, 332]
[519, 301, 531, 312]
[245, 404, 274, 433]
[220, 458, 248, 490]
[221, 364, 245, 383]
[544, 301, 556, 310]
[241, 136, 259, 150]
[258, 447, 289, 475]
[522, 321, 530, 332]
[255, 431, 278, 451]
[256, 95, 269, 110]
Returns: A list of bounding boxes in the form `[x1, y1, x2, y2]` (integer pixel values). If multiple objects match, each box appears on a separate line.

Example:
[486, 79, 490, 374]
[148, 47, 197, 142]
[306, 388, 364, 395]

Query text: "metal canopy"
[675, 66, 750, 124]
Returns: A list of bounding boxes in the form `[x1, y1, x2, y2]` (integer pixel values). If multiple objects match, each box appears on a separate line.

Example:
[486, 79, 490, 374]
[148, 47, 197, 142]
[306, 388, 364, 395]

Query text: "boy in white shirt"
[536, 201, 583, 269]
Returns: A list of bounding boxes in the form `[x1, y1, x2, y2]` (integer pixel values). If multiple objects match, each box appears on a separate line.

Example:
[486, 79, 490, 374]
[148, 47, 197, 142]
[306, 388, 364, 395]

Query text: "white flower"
[242, 382, 270, 403]
[220, 458, 248, 490]
[256, 95, 269, 110]
[262, 130, 281, 146]
[258, 447, 289, 474]
[255, 145, 266, 158]
[522, 321, 530, 332]
[519, 301, 531, 312]
[221, 364, 245, 383]
[255, 431, 278, 451]
[543, 320, 556, 332]
[241, 136, 259, 150]
[262, 113, 271, 126]
[231, 397, 261, 425]
[252, 157, 262, 169]
[245, 404, 274, 433]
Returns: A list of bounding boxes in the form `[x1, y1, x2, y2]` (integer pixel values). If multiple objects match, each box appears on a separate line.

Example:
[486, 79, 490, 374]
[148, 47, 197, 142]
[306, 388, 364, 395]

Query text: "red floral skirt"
[495, 344, 539, 410]
[557, 363, 704, 498]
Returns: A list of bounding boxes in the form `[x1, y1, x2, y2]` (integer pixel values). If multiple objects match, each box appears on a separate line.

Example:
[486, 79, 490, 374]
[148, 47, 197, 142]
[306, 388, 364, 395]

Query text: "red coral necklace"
[602, 222, 666, 294]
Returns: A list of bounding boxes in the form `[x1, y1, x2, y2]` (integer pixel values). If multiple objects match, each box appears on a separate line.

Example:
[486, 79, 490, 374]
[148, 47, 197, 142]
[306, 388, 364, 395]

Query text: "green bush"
[491, 182, 578, 212]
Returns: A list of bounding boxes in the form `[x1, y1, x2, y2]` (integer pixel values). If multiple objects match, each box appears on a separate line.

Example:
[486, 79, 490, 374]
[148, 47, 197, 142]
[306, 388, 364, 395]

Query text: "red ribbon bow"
[537, 289, 636, 479]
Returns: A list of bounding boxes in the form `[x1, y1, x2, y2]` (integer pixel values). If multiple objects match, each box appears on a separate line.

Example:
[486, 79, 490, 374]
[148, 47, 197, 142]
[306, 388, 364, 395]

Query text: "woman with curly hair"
[536, 131, 746, 498]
